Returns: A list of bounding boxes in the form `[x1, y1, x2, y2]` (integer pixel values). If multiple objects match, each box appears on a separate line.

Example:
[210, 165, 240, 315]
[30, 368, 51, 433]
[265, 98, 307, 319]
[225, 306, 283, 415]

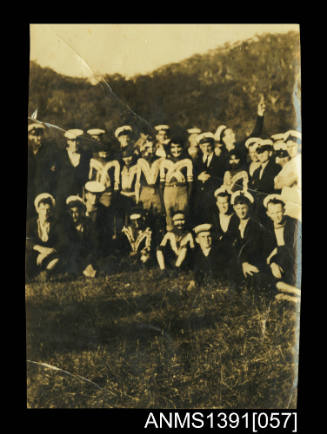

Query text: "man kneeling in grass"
[156, 211, 194, 274]
[26, 193, 62, 281]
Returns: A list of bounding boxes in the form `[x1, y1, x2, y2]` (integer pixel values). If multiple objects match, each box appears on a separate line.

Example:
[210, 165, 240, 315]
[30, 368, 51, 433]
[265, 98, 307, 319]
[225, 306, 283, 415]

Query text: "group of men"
[26, 97, 301, 293]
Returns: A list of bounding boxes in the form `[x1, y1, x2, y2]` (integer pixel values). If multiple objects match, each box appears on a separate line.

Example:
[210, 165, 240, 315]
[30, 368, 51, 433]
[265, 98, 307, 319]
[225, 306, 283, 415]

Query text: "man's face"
[216, 195, 230, 215]
[173, 215, 186, 231]
[170, 143, 183, 158]
[196, 231, 212, 250]
[29, 131, 43, 152]
[38, 202, 52, 220]
[267, 202, 285, 226]
[276, 155, 290, 167]
[123, 156, 133, 166]
[70, 206, 83, 224]
[214, 143, 223, 157]
[229, 154, 241, 168]
[67, 138, 80, 153]
[156, 131, 167, 144]
[222, 128, 236, 145]
[188, 134, 199, 148]
[257, 150, 271, 164]
[234, 203, 249, 220]
[200, 141, 213, 155]
[131, 217, 141, 230]
[119, 133, 132, 148]
[143, 142, 155, 158]
[286, 140, 298, 158]
[98, 150, 110, 159]
[85, 191, 99, 209]
[249, 147, 259, 162]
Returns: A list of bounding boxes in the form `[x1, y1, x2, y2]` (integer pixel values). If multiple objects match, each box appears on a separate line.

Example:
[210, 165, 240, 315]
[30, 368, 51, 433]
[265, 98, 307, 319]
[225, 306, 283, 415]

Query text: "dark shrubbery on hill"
[29, 31, 300, 147]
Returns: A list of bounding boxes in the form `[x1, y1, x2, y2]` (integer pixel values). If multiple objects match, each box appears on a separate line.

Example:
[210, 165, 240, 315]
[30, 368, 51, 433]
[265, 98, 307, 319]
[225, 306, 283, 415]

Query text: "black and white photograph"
[26, 24, 302, 410]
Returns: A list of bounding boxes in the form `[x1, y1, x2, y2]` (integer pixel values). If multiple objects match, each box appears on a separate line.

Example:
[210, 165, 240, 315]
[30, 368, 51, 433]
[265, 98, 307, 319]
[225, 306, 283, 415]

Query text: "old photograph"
[26, 24, 302, 409]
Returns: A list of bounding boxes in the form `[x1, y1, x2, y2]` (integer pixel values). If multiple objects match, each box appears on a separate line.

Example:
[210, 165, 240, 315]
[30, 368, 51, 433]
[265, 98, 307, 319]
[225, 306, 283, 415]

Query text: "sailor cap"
[245, 137, 262, 149]
[28, 123, 45, 134]
[193, 223, 212, 235]
[87, 128, 106, 136]
[66, 195, 86, 208]
[154, 124, 170, 132]
[214, 186, 231, 198]
[114, 125, 133, 138]
[34, 193, 55, 211]
[231, 190, 254, 205]
[196, 132, 216, 146]
[64, 129, 84, 140]
[263, 194, 285, 209]
[187, 127, 201, 135]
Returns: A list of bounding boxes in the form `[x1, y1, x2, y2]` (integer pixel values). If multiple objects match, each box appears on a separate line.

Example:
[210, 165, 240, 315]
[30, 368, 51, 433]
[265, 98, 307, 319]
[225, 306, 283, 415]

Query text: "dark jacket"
[251, 158, 282, 197]
[191, 242, 222, 284]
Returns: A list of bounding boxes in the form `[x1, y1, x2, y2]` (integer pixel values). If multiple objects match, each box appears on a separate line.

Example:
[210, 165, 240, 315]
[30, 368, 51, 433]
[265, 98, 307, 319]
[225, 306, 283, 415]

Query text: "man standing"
[27, 123, 57, 218]
[154, 125, 171, 158]
[192, 132, 225, 225]
[114, 125, 135, 156]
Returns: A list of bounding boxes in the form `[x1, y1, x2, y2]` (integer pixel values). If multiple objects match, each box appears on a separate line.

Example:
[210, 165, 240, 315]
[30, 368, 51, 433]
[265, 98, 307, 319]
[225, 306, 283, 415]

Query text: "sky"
[30, 24, 299, 81]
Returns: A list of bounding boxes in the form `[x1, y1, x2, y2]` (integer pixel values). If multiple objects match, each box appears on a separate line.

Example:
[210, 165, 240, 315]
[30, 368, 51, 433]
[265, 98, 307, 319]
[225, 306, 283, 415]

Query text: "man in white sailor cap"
[263, 194, 301, 287]
[87, 128, 108, 158]
[114, 125, 134, 154]
[186, 127, 202, 160]
[156, 211, 194, 273]
[27, 123, 57, 218]
[62, 195, 99, 277]
[55, 129, 92, 212]
[187, 223, 221, 288]
[154, 124, 171, 158]
[26, 193, 62, 281]
[83, 181, 119, 266]
[244, 137, 262, 178]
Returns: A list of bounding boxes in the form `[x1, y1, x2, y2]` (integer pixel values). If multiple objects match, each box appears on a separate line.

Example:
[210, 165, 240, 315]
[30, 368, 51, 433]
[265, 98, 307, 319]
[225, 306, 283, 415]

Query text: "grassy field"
[25, 269, 300, 409]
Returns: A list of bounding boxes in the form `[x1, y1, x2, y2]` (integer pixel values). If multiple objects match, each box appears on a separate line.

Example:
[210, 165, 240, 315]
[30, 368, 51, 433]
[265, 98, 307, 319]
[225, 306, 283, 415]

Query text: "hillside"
[28, 31, 301, 144]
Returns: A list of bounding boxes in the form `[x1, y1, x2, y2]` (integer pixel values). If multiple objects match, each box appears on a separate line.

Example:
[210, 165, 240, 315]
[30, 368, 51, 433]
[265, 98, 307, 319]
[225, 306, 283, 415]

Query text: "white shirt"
[274, 226, 285, 246]
[37, 219, 50, 242]
[203, 152, 214, 168]
[219, 213, 232, 233]
[67, 150, 81, 167]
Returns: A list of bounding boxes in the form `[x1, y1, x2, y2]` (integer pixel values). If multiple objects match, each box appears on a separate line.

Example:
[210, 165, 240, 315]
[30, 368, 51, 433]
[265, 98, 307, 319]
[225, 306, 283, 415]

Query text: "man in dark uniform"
[187, 223, 221, 288]
[250, 140, 282, 222]
[192, 132, 225, 225]
[230, 190, 268, 289]
[263, 195, 301, 288]
[83, 181, 118, 276]
[27, 123, 57, 218]
[26, 193, 63, 281]
[55, 129, 92, 214]
[61, 195, 98, 278]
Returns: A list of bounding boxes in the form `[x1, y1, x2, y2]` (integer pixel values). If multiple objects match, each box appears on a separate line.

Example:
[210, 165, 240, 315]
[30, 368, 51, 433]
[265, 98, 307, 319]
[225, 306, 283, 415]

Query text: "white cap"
[285, 130, 301, 140]
[273, 140, 287, 151]
[64, 129, 84, 139]
[263, 194, 285, 209]
[130, 213, 142, 220]
[66, 195, 86, 208]
[172, 212, 185, 221]
[231, 190, 254, 205]
[154, 124, 170, 132]
[193, 223, 212, 235]
[87, 128, 106, 136]
[271, 132, 286, 142]
[84, 181, 105, 194]
[34, 193, 55, 211]
[245, 137, 262, 149]
[28, 123, 45, 133]
[196, 132, 215, 146]
[114, 125, 133, 138]
[187, 127, 201, 135]
[214, 125, 227, 142]
[214, 186, 231, 198]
